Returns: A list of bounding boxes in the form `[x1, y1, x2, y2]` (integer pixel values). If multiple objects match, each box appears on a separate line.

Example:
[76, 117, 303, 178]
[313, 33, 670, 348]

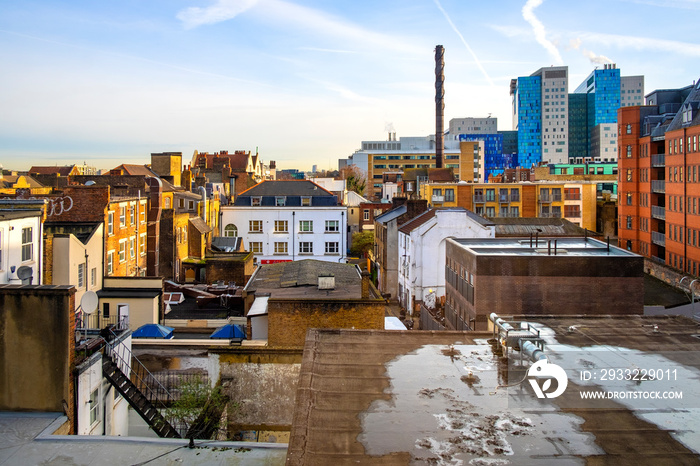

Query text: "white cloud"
[578, 31, 700, 57]
[176, 0, 259, 29]
[521, 0, 563, 65]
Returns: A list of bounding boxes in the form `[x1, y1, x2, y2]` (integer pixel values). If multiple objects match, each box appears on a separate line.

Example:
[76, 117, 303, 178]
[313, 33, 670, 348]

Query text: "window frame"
[274, 242, 288, 254]
[21, 226, 33, 262]
[249, 220, 263, 233]
[325, 220, 339, 233]
[299, 241, 313, 254]
[325, 241, 339, 255]
[299, 220, 313, 233]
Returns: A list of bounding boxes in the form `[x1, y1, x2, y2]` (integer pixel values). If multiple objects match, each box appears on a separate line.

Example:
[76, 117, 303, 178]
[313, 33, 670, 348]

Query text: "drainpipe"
[292, 211, 296, 261]
[341, 211, 345, 262]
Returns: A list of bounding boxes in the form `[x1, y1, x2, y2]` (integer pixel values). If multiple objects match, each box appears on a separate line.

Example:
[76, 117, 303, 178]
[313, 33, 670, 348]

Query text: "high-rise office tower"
[511, 66, 569, 166]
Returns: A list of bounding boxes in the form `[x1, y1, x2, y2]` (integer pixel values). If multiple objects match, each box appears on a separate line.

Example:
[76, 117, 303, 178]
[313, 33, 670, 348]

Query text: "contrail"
[432, 0, 495, 87]
[522, 0, 563, 65]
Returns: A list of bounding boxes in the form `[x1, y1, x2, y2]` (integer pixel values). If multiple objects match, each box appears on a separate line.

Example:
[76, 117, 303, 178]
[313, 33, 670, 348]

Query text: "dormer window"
[275, 196, 286, 207]
[251, 197, 262, 206]
[301, 197, 311, 207]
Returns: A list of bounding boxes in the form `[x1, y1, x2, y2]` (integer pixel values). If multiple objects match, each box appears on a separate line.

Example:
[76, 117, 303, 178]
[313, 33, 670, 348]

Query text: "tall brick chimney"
[361, 271, 370, 299]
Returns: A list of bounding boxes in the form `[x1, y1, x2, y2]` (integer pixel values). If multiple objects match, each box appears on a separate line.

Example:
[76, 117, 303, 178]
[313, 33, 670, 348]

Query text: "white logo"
[527, 360, 568, 399]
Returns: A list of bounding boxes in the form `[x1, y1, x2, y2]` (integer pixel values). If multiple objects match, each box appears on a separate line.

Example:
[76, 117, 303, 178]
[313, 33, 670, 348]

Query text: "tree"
[169, 375, 229, 439]
[350, 231, 374, 257]
[340, 166, 367, 197]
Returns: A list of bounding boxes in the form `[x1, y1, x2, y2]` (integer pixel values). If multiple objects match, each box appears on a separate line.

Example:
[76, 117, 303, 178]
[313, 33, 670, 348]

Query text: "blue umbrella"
[132, 323, 174, 339]
[210, 324, 246, 339]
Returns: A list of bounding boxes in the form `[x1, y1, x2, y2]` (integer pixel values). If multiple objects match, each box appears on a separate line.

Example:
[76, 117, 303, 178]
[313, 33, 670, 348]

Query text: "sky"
[1, 0, 699, 172]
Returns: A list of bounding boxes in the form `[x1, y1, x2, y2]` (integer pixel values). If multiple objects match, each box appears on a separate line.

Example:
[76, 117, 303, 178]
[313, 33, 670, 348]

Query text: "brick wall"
[267, 300, 385, 347]
[43, 233, 54, 285]
[0, 285, 76, 431]
[205, 252, 254, 286]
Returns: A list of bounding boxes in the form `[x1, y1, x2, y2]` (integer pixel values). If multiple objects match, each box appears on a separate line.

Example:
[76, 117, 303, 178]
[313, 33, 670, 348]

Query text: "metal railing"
[78, 313, 128, 331]
[652, 231, 666, 246]
[651, 154, 665, 167]
[651, 205, 666, 220]
[105, 329, 175, 409]
[651, 180, 665, 193]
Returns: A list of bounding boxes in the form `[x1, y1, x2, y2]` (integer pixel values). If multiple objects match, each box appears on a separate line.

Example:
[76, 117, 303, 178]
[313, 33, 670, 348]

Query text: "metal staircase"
[102, 334, 181, 438]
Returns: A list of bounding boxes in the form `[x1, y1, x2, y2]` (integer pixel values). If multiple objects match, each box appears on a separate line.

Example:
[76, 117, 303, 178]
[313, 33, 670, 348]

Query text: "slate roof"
[189, 216, 212, 234]
[398, 208, 494, 234]
[374, 205, 406, 224]
[112, 164, 158, 176]
[488, 217, 587, 237]
[28, 165, 76, 176]
[211, 236, 243, 252]
[244, 259, 364, 300]
[233, 180, 339, 206]
[666, 79, 700, 132]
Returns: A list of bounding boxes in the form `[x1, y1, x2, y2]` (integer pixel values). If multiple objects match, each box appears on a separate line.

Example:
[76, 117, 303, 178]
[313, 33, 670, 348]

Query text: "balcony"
[432, 195, 445, 203]
[473, 196, 485, 203]
[539, 195, 551, 203]
[651, 205, 666, 220]
[499, 195, 509, 203]
[651, 231, 666, 247]
[651, 180, 665, 193]
[651, 154, 665, 167]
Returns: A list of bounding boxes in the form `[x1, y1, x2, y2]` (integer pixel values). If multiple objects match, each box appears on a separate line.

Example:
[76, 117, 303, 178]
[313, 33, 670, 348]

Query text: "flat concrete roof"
[288, 316, 700, 464]
[450, 237, 638, 257]
[0, 412, 286, 465]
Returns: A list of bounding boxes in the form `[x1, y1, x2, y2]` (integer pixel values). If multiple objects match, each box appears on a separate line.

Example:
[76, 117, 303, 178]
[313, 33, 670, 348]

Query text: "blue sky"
[1, 0, 699, 172]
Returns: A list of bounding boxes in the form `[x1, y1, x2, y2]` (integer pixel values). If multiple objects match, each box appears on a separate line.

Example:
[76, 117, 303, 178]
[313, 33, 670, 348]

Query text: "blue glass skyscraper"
[515, 75, 542, 168]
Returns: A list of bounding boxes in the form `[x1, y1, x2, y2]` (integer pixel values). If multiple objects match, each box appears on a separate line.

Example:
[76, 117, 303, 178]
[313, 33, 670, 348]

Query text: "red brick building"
[618, 81, 700, 275]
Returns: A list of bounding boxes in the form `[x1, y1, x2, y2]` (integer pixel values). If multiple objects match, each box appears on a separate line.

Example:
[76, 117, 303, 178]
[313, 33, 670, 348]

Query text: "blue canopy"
[132, 323, 174, 339]
[210, 324, 246, 339]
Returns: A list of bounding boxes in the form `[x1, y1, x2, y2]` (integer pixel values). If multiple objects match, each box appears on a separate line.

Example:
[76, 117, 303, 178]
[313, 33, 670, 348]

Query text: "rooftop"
[489, 217, 587, 237]
[450, 237, 637, 257]
[244, 259, 374, 300]
[288, 315, 700, 464]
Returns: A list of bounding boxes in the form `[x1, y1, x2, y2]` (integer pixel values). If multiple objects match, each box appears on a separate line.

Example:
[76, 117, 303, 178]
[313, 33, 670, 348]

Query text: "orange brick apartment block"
[618, 81, 700, 275]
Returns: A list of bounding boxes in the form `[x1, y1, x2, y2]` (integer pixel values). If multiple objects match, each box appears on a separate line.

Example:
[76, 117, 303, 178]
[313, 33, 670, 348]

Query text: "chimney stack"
[435, 44, 445, 169]
[361, 271, 370, 299]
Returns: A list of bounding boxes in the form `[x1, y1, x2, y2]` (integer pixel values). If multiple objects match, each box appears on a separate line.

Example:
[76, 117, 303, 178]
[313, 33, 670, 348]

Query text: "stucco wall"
[0, 286, 75, 425]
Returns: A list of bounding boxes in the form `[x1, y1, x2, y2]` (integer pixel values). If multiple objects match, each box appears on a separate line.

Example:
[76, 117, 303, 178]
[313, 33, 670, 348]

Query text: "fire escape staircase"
[102, 336, 181, 438]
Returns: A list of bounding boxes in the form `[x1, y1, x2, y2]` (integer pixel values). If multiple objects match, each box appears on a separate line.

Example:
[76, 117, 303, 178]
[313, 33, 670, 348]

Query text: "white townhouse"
[0, 199, 45, 285]
[398, 208, 495, 314]
[220, 180, 347, 264]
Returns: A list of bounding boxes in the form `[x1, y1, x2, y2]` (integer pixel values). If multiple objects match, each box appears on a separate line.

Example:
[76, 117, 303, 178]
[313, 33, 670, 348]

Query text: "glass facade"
[568, 93, 588, 160]
[516, 76, 542, 168]
[573, 68, 621, 159]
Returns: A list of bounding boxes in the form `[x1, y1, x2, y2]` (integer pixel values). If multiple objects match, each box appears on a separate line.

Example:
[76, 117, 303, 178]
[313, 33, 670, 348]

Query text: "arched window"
[164, 197, 171, 209]
[224, 224, 238, 237]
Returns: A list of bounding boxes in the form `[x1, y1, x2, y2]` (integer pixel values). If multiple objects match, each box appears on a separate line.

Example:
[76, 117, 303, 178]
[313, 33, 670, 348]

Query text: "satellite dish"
[85, 180, 96, 186]
[81, 291, 98, 314]
[16, 266, 34, 285]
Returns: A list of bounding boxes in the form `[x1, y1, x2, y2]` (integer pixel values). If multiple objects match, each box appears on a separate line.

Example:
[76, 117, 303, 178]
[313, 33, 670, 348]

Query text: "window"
[432, 188, 442, 197]
[325, 242, 339, 254]
[249, 242, 263, 254]
[129, 237, 135, 259]
[301, 197, 311, 207]
[119, 240, 126, 263]
[107, 251, 114, 275]
[140, 203, 146, 223]
[251, 197, 262, 206]
[626, 124, 632, 134]
[626, 193, 632, 205]
[249, 220, 263, 233]
[626, 145, 632, 157]
[564, 205, 581, 218]
[164, 197, 171, 209]
[21, 227, 33, 262]
[274, 242, 288, 254]
[103, 302, 110, 318]
[224, 224, 238, 237]
[551, 206, 561, 218]
[565, 188, 581, 200]
[0, 230, 3, 267]
[78, 263, 85, 288]
[91, 267, 97, 287]
[108, 212, 114, 235]
[299, 242, 313, 254]
[510, 189, 520, 202]
[178, 198, 185, 209]
[627, 169, 633, 182]
[363, 210, 370, 221]
[90, 388, 99, 426]
[485, 189, 495, 202]
[120, 206, 126, 227]
[299, 220, 313, 232]
[485, 206, 496, 217]
[129, 204, 135, 225]
[325, 220, 339, 232]
[445, 189, 455, 202]
[627, 216, 633, 229]
[275, 196, 286, 206]
[275, 220, 288, 232]
[139, 233, 146, 256]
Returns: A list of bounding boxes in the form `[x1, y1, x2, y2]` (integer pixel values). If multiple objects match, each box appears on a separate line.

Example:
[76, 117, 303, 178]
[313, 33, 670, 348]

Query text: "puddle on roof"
[358, 344, 601, 465]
